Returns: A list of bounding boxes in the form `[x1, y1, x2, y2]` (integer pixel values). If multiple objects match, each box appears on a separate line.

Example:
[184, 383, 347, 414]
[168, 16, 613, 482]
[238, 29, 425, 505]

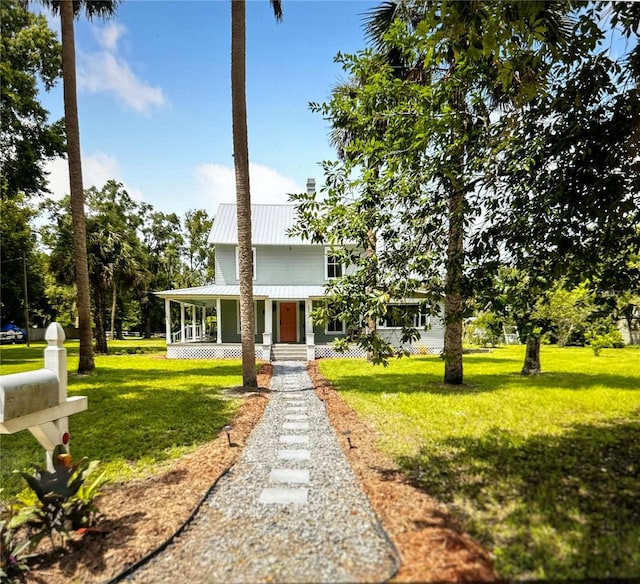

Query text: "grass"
[1, 339, 245, 499]
[318, 345, 640, 581]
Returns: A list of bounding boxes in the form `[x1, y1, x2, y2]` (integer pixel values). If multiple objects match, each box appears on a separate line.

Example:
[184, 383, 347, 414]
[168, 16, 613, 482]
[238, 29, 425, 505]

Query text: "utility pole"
[22, 252, 30, 347]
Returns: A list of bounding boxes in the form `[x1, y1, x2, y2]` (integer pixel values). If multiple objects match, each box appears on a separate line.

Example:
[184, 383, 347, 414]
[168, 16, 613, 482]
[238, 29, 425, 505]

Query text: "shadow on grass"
[332, 370, 640, 396]
[397, 418, 640, 580]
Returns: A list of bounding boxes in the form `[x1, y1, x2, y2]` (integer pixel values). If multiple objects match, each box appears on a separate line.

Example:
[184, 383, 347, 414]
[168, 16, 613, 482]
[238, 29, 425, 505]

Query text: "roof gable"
[208, 204, 308, 245]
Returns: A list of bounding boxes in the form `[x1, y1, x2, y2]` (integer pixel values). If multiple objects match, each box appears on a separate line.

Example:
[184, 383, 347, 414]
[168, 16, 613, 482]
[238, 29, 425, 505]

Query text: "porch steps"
[270, 344, 307, 362]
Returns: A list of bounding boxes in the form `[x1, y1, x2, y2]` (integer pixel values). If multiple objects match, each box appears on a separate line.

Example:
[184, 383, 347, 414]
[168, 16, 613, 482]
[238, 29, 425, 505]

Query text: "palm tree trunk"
[60, 0, 94, 373]
[443, 186, 464, 385]
[110, 280, 117, 341]
[231, 0, 257, 388]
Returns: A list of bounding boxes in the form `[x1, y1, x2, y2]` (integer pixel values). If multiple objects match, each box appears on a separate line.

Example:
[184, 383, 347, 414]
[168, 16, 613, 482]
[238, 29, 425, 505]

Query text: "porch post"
[164, 298, 171, 343]
[263, 298, 273, 347]
[305, 299, 315, 361]
[180, 303, 185, 343]
[191, 305, 196, 341]
[216, 298, 222, 344]
[201, 306, 206, 340]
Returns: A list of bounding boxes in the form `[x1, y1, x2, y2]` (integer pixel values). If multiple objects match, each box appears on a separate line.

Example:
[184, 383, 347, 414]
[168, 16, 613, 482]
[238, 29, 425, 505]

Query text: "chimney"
[306, 178, 316, 197]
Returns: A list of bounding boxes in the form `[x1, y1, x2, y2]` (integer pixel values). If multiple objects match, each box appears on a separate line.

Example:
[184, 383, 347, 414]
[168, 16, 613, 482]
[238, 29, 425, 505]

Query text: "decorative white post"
[216, 298, 222, 344]
[165, 298, 171, 343]
[305, 299, 315, 361]
[180, 303, 185, 343]
[263, 298, 273, 352]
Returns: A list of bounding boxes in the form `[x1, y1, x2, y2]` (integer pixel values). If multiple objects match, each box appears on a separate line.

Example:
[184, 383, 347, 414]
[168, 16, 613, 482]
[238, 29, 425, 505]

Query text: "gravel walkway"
[124, 362, 399, 583]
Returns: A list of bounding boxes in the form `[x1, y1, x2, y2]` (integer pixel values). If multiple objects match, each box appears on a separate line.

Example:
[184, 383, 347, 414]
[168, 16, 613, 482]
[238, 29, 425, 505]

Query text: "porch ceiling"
[154, 284, 326, 302]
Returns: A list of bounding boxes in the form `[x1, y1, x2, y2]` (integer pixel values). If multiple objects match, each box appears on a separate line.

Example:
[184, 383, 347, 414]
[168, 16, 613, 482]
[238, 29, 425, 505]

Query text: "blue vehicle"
[0, 323, 26, 344]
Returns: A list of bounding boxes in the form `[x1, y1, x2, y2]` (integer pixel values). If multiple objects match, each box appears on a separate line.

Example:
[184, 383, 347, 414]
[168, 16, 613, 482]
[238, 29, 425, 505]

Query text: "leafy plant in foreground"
[0, 500, 35, 583]
[17, 445, 107, 548]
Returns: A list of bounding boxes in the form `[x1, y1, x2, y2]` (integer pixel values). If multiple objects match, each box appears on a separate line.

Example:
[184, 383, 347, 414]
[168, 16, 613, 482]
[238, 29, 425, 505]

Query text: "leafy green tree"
[295, 1, 576, 383]
[183, 209, 214, 286]
[139, 208, 184, 337]
[85, 181, 149, 351]
[0, 195, 50, 329]
[532, 280, 594, 347]
[473, 2, 639, 372]
[42, 182, 149, 353]
[1, 0, 64, 200]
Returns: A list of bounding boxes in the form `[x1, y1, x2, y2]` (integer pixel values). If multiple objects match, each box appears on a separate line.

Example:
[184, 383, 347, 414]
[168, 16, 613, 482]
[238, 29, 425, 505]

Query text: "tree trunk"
[231, 0, 257, 388]
[93, 281, 108, 354]
[521, 334, 541, 375]
[110, 280, 117, 341]
[443, 187, 464, 385]
[60, 0, 94, 373]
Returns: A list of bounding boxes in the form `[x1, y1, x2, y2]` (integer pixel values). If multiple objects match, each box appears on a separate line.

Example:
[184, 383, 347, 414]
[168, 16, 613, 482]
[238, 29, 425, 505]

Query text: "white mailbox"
[0, 323, 87, 470]
[1, 369, 59, 422]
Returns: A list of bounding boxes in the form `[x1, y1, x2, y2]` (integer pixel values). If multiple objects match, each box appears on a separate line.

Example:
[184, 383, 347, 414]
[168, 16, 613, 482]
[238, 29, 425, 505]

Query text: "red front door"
[280, 302, 297, 342]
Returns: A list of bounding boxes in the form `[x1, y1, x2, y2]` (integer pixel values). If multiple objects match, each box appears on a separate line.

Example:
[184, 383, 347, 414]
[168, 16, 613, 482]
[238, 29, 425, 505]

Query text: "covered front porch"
[155, 285, 350, 361]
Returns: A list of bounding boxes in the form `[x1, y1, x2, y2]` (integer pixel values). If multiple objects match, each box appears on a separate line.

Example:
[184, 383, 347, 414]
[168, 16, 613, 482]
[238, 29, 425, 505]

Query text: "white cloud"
[195, 162, 303, 211]
[78, 24, 167, 115]
[94, 22, 125, 52]
[44, 153, 144, 204]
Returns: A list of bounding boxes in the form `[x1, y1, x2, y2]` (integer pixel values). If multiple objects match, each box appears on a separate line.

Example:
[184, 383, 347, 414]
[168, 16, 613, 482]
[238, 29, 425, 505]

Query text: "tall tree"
[28, 0, 120, 373]
[295, 1, 574, 383]
[231, 0, 281, 388]
[1, 0, 64, 200]
[472, 2, 640, 373]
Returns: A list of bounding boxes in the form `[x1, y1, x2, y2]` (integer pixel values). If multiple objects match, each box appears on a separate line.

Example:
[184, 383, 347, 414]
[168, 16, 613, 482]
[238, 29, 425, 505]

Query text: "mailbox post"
[0, 323, 87, 471]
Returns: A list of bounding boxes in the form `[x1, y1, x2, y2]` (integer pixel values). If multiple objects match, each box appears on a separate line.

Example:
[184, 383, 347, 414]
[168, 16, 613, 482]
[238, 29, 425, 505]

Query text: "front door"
[279, 302, 297, 342]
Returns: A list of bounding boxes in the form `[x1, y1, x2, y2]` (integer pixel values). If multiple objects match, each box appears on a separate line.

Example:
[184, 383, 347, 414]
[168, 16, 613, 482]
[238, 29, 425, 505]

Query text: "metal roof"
[208, 204, 309, 245]
[155, 284, 326, 301]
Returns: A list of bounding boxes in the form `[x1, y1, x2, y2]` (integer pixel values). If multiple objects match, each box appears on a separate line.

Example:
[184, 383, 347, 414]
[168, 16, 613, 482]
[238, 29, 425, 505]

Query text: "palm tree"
[25, 0, 120, 373]
[231, 0, 282, 388]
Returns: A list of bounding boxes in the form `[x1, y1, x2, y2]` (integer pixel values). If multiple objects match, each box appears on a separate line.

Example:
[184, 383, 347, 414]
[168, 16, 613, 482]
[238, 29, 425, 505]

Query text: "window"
[378, 305, 429, 328]
[325, 248, 343, 280]
[235, 247, 256, 280]
[326, 318, 344, 334]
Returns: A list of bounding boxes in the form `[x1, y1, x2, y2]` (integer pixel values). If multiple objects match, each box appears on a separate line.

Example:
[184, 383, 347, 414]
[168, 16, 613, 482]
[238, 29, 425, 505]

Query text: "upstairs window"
[325, 249, 343, 280]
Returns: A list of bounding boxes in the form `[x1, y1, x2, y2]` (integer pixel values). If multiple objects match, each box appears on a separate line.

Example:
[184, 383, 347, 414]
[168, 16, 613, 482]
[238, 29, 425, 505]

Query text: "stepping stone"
[285, 414, 308, 420]
[269, 468, 310, 484]
[283, 422, 309, 430]
[278, 449, 311, 460]
[258, 487, 308, 505]
[280, 435, 310, 444]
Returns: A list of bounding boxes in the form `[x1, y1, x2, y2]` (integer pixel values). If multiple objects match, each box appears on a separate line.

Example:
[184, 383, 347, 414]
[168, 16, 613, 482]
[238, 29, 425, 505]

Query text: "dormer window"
[325, 248, 343, 280]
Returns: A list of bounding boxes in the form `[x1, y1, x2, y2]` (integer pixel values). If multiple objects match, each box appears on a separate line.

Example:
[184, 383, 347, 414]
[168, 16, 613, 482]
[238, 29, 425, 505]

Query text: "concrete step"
[270, 344, 307, 362]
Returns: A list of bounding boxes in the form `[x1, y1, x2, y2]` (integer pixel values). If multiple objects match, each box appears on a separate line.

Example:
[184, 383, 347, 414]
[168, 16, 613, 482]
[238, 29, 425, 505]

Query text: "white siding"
[215, 244, 326, 286]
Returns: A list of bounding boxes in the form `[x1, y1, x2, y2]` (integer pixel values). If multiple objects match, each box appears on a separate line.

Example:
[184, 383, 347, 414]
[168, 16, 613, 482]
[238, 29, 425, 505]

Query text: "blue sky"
[38, 0, 379, 218]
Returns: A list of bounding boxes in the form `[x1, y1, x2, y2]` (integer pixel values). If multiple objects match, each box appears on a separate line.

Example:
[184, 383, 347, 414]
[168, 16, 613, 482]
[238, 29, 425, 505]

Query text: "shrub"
[586, 324, 625, 356]
[16, 445, 108, 548]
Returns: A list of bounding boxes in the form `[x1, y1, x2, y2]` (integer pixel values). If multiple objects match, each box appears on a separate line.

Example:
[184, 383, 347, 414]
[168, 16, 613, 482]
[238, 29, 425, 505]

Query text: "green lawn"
[318, 345, 640, 581]
[1, 339, 244, 499]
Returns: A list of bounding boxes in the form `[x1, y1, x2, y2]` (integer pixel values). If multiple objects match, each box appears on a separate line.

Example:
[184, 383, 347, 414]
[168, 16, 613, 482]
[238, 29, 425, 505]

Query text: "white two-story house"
[155, 181, 445, 361]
